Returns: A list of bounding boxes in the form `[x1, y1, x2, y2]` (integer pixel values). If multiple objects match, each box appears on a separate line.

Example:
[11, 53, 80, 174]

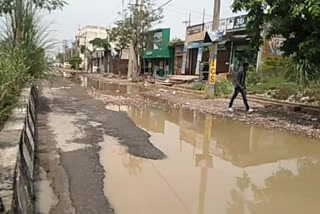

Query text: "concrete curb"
[0, 86, 37, 214]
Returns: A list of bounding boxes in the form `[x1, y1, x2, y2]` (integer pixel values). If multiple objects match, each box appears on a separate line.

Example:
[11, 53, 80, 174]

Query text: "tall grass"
[0, 44, 29, 122]
[284, 57, 320, 87]
[0, 4, 52, 125]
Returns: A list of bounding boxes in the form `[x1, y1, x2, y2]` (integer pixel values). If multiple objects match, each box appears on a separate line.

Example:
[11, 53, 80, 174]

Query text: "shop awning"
[204, 30, 225, 42]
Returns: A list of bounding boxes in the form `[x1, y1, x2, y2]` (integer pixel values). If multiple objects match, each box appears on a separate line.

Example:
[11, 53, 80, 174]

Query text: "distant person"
[228, 63, 253, 113]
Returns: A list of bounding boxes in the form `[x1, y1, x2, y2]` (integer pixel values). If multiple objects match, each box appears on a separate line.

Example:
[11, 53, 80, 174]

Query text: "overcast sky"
[46, 0, 242, 48]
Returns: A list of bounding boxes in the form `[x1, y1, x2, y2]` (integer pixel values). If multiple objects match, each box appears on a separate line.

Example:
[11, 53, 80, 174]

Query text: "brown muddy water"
[80, 76, 320, 214]
[77, 76, 145, 95]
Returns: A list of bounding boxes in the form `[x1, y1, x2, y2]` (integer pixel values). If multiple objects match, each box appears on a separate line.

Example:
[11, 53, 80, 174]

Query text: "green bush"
[246, 68, 263, 86]
[303, 84, 320, 105]
[0, 44, 29, 124]
[0, 6, 51, 125]
[214, 81, 234, 98]
[192, 83, 206, 91]
[247, 75, 283, 94]
[272, 83, 299, 100]
[245, 65, 302, 100]
[284, 56, 320, 86]
[192, 81, 234, 98]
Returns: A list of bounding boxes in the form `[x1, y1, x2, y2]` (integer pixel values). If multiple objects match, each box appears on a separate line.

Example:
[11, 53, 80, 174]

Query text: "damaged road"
[34, 74, 320, 214]
[34, 76, 165, 214]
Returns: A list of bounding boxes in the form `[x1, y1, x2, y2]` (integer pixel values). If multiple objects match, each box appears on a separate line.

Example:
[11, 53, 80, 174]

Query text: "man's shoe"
[247, 108, 254, 114]
[228, 107, 234, 112]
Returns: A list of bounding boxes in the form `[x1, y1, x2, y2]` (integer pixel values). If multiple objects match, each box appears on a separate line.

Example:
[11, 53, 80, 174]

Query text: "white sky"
[46, 0, 242, 49]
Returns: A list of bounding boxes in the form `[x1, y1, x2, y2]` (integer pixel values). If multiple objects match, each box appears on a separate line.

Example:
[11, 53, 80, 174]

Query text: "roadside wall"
[0, 87, 37, 214]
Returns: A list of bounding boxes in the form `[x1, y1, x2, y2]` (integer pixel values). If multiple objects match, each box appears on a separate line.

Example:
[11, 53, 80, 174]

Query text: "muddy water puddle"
[76, 76, 144, 95]
[100, 103, 320, 214]
[76, 77, 320, 214]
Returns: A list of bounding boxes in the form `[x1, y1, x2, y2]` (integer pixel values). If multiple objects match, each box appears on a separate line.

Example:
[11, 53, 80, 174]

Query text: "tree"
[232, 0, 320, 83]
[69, 56, 82, 70]
[0, 0, 66, 14]
[89, 38, 111, 51]
[113, 0, 163, 81]
[169, 37, 183, 46]
[108, 21, 131, 59]
[0, 0, 66, 41]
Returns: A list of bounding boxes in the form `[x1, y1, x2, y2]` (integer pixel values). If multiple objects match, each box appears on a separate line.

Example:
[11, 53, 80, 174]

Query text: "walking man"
[228, 63, 253, 113]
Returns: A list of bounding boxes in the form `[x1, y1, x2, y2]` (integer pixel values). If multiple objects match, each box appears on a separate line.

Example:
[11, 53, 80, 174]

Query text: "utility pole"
[188, 13, 192, 26]
[206, 0, 221, 98]
[202, 8, 206, 24]
[140, 0, 144, 75]
[63, 40, 68, 62]
[122, 0, 125, 19]
[131, 0, 143, 81]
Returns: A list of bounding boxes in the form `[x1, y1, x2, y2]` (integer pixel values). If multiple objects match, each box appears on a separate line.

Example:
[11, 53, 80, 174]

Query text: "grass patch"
[192, 83, 206, 91]
[246, 68, 301, 100]
[245, 67, 320, 104]
[192, 81, 234, 98]
[214, 81, 234, 98]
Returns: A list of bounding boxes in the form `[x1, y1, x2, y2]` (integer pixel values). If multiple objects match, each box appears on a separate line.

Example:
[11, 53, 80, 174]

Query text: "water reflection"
[100, 103, 320, 214]
[78, 76, 143, 95]
[120, 146, 144, 176]
[228, 159, 320, 214]
[197, 117, 213, 214]
[121, 103, 320, 166]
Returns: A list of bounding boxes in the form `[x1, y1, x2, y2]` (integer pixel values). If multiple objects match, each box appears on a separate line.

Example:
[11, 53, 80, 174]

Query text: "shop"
[143, 28, 174, 77]
[199, 42, 232, 80]
[182, 23, 206, 76]
[171, 42, 184, 75]
[228, 33, 257, 72]
[183, 15, 259, 80]
[143, 50, 174, 77]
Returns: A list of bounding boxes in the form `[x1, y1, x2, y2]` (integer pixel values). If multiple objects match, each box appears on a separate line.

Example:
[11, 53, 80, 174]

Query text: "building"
[143, 28, 174, 77]
[76, 26, 108, 71]
[76, 25, 131, 74]
[182, 15, 258, 80]
[182, 15, 287, 81]
[170, 42, 185, 75]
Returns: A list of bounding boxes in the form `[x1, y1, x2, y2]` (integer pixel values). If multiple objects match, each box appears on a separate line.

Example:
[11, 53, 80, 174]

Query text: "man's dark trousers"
[229, 87, 250, 110]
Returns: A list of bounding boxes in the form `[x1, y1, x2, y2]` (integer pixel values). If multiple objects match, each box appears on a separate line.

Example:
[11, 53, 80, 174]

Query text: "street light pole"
[206, 0, 221, 98]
